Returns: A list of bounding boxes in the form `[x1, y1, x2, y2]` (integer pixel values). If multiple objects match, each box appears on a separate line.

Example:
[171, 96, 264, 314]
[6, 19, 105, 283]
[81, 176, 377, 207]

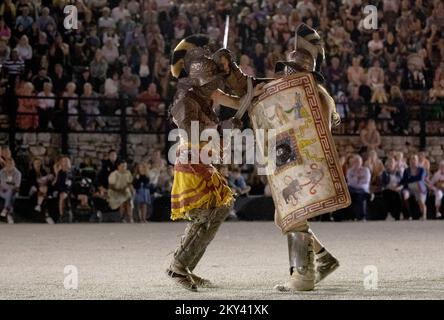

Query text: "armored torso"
[171, 80, 219, 139]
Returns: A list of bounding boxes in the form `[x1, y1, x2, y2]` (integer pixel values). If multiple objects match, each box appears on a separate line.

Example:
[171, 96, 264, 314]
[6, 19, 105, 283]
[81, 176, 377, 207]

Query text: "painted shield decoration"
[249, 73, 351, 232]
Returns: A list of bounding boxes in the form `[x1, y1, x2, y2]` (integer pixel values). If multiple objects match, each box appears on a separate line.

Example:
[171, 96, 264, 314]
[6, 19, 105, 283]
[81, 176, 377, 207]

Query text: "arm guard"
[212, 49, 249, 97]
[317, 84, 341, 129]
[213, 49, 273, 95]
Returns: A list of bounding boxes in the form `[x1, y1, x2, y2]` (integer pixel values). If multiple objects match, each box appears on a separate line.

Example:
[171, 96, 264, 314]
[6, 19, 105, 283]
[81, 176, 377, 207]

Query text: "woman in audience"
[133, 162, 151, 223]
[429, 161, 444, 219]
[394, 151, 408, 176]
[52, 156, 73, 221]
[0, 146, 13, 169]
[359, 119, 381, 155]
[346, 154, 371, 221]
[61, 82, 83, 131]
[418, 151, 431, 178]
[81, 82, 106, 130]
[365, 150, 385, 195]
[0, 158, 21, 224]
[15, 35, 32, 63]
[28, 158, 53, 223]
[148, 149, 167, 187]
[401, 155, 428, 220]
[108, 159, 134, 223]
[381, 157, 403, 220]
[16, 82, 39, 130]
[157, 165, 174, 195]
[389, 85, 409, 135]
[347, 57, 365, 92]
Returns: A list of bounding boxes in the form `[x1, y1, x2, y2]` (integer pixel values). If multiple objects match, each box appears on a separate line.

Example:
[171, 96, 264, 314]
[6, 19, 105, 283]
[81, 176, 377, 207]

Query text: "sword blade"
[223, 15, 229, 49]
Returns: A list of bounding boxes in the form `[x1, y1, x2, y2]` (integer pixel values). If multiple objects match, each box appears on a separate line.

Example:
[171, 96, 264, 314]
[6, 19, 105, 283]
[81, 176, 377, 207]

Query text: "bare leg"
[78, 194, 89, 207]
[59, 192, 67, 217]
[37, 195, 44, 206]
[126, 201, 134, 223]
[435, 190, 443, 218]
[140, 203, 147, 222]
[418, 198, 427, 220]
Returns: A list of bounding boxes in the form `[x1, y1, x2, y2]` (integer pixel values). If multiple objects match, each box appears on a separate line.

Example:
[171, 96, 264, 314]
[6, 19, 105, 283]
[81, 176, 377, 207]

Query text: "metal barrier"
[1, 94, 171, 158]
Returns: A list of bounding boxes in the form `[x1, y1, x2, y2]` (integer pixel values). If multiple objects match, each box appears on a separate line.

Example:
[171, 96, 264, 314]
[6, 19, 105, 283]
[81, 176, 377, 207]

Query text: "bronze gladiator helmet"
[170, 34, 223, 88]
[171, 34, 210, 79]
[184, 48, 222, 87]
[275, 23, 325, 75]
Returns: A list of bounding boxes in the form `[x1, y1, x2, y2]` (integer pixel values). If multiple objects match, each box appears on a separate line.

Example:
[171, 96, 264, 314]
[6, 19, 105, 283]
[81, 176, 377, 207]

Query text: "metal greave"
[287, 231, 315, 276]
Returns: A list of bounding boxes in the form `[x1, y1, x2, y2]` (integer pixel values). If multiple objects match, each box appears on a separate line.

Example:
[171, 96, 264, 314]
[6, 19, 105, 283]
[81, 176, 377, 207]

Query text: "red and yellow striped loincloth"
[171, 163, 234, 220]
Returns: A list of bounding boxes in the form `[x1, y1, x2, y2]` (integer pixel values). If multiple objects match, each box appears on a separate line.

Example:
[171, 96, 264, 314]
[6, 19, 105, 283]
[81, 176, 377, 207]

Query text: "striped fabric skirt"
[171, 163, 234, 220]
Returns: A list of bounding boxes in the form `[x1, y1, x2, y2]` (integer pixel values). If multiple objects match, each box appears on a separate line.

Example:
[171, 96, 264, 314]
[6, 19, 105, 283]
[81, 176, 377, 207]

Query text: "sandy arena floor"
[1, 221, 443, 300]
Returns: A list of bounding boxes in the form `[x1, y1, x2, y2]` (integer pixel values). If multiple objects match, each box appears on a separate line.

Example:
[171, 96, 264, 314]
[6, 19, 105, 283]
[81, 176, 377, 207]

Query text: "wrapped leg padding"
[171, 205, 231, 273]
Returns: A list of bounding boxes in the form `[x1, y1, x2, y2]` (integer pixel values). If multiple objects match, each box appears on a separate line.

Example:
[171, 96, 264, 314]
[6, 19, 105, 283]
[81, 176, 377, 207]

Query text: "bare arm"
[212, 81, 265, 110]
[372, 131, 381, 149]
[360, 129, 370, 147]
[211, 89, 240, 110]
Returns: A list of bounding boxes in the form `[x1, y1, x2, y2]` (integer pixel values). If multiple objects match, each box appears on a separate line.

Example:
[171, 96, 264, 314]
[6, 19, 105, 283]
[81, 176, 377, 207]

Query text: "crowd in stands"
[0, 0, 443, 133]
[1, 129, 444, 223]
[341, 149, 443, 221]
[331, 117, 444, 221]
[0, 146, 174, 223]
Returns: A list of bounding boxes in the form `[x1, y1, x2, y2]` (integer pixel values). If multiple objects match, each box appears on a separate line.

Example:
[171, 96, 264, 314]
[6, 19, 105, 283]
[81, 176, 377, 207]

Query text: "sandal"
[166, 269, 197, 292]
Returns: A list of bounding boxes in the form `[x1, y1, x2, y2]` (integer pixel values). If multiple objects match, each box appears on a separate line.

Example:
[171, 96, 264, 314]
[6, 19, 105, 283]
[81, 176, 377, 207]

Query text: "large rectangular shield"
[250, 73, 351, 232]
